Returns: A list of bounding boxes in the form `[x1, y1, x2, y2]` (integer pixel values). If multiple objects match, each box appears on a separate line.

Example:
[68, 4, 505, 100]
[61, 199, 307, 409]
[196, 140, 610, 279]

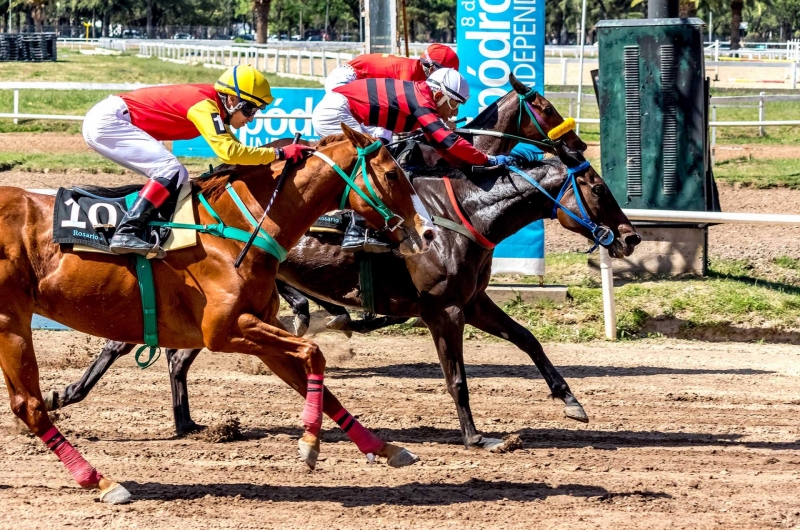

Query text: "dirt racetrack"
[1, 331, 799, 529]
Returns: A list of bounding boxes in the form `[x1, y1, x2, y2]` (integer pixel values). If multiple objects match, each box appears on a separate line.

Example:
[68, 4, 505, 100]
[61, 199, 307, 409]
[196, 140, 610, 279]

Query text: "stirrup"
[144, 232, 164, 260]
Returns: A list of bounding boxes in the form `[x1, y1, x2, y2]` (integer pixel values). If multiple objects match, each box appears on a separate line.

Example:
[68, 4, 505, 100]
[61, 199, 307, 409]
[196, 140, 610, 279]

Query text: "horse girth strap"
[311, 141, 397, 225]
[431, 216, 494, 251]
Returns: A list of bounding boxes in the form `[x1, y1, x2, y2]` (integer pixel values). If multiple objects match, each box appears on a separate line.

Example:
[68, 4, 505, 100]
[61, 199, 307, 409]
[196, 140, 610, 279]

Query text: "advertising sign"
[456, 0, 546, 276]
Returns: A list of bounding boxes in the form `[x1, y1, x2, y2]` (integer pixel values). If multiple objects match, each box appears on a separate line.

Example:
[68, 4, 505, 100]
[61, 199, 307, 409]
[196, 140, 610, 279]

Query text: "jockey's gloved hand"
[486, 154, 516, 168]
[277, 144, 315, 163]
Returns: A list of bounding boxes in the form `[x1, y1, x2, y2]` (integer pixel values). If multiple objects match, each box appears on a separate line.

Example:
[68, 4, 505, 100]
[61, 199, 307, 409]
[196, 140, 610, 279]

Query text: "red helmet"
[421, 43, 459, 72]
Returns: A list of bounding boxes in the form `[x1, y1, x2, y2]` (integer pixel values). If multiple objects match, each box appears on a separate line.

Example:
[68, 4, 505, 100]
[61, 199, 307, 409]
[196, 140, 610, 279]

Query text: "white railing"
[600, 209, 800, 340]
[136, 42, 357, 81]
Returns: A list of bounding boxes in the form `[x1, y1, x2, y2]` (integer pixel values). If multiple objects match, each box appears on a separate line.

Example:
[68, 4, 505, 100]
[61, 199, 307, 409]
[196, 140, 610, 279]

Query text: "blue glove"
[510, 143, 544, 165]
[487, 154, 514, 167]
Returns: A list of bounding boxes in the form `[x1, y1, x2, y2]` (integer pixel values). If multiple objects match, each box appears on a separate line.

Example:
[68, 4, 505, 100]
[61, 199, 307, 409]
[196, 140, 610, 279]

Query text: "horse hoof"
[294, 316, 308, 337]
[564, 403, 589, 423]
[99, 483, 132, 505]
[326, 314, 351, 331]
[472, 437, 506, 452]
[44, 390, 60, 411]
[298, 438, 320, 470]
[176, 421, 206, 437]
[382, 443, 420, 468]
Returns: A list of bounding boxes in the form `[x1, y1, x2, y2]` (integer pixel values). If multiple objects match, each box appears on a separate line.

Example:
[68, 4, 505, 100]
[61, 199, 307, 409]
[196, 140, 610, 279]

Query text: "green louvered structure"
[596, 18, 717, 212]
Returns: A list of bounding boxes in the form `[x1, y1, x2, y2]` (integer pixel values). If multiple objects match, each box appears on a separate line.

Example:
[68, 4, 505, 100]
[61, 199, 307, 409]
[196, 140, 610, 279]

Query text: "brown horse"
[0, 125, 433, 504]
[46, 79, 635, 452]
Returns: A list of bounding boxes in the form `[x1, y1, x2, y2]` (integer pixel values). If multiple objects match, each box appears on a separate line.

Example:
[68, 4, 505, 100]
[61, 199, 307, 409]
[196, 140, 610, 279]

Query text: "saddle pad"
[54, 186, 196, 254]
[309, 212, 347, 234]
[53, 188, 127, 252]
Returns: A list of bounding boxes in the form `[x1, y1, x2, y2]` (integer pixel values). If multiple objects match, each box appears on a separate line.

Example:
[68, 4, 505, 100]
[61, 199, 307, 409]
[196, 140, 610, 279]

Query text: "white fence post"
[561, 58, 567, 85]
[322, 50, 328, 77]
[793, 61, 798, 90]
[711, 105, 717, 166]
[759, 91, 765, 137]
[600, 247, 616, 341]
[13, 89, 19, 125]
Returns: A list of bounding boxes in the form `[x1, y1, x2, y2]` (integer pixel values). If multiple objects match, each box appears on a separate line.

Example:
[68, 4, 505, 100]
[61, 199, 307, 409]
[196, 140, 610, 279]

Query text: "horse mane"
[191, 134, 353, 201]
[463, 89, 516, 129]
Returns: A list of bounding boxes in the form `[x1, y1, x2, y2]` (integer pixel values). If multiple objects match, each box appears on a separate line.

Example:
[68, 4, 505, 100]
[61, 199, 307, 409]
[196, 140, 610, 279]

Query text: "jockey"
[82, 64, 313, 259]
[312, 68, 513, 253]
[324, 43, 459, 92]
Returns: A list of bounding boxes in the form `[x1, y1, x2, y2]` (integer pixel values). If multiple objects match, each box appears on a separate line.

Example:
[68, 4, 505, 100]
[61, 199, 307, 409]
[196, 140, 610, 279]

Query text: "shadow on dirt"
[326, 362, 774, 380]
[119, 478, 635, 504]
[242, 426, 800, 452]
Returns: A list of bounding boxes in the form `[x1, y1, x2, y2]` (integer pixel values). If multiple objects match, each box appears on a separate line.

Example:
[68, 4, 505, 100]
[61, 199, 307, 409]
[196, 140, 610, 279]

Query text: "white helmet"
[426, 68, 470, 109]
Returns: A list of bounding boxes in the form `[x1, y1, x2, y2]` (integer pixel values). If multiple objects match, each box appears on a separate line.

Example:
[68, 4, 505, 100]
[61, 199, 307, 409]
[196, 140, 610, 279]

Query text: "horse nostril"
[625, 233, 642, 247]
[423, 228, 435, 242]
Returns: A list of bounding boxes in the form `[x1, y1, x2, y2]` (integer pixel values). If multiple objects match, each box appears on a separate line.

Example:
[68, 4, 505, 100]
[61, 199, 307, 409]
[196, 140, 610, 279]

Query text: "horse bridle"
[508, 160, 615, 253]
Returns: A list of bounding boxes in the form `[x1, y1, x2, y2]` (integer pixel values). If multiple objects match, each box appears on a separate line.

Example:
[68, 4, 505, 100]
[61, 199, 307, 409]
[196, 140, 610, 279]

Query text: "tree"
[254, 0, 270, 42]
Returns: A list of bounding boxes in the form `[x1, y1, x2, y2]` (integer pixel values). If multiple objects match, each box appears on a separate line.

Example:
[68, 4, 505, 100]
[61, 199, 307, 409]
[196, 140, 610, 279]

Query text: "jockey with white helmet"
[312, 67, 510, 253]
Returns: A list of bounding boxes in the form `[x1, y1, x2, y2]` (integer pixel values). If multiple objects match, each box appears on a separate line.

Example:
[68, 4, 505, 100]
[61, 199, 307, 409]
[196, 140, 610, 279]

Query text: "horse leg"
[0, 319, 130, 504]
[45, 340, 134, 411]
[165, 348, 203, 436]
[276, 280, 311, 337]
[347, 315, 415, 333]
[254, 353, 419, 467]
[421, 304, 507, 452]
[221, 313, 332, 469]
[464, 291, 588, 423]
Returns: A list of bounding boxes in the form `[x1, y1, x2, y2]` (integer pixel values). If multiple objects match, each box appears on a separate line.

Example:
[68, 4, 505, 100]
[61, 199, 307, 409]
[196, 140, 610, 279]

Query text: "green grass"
[0, 151, 218, 175]
[494, 254, 800, 342]
[713, 156, 800, 188]
[0, 48, 321, 133]
[545, 86, 800, 146]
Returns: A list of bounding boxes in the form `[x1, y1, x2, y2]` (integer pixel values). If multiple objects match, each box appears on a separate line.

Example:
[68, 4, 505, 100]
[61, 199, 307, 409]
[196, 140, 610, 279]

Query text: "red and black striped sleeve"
[412, 107, 489, 165]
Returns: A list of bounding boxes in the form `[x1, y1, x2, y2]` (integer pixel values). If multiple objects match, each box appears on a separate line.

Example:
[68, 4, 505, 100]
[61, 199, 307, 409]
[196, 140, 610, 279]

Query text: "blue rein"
[507, 160, 615, 253]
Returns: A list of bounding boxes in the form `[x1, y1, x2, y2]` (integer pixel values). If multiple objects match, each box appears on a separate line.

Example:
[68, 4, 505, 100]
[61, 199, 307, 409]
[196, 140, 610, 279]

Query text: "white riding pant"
[324, 64, 358, 93]
[311, 92, 392, 143]
[82, 95, 189, 187]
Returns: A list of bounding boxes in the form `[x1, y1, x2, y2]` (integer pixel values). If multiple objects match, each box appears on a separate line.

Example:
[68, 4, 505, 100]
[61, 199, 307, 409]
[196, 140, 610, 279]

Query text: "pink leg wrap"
[331, 407, 384, 455]
[301, 374, 324, 436]
[39, 427, 102, 488]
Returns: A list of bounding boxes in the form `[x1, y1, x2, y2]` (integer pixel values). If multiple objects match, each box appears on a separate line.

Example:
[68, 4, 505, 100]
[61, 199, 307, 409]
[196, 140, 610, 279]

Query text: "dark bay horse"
[0, 126, 433, 503]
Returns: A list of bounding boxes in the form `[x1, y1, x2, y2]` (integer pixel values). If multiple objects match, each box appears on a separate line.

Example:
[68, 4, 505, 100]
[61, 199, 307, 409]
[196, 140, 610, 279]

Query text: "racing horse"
[46, 77, 639, 452]
[0, 125, 433, 504]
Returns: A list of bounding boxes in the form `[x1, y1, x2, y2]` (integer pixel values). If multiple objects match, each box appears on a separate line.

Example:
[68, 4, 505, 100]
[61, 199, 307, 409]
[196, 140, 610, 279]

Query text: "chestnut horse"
[0, 125, 433, 504]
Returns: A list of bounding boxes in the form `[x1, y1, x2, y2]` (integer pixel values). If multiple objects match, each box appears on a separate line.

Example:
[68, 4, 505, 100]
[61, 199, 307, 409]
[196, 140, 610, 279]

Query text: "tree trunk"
[147, 0, 154, 39]
[254, 0, 270, 43]
[730, 0, 743, 51]
[102, 10, 110, 37]
[24, 7, 33, 33]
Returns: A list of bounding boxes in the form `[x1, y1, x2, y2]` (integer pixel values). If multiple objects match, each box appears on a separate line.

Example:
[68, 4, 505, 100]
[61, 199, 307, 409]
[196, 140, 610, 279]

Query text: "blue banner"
[457, 0, 546, 277]
[173, 88, 326, 157]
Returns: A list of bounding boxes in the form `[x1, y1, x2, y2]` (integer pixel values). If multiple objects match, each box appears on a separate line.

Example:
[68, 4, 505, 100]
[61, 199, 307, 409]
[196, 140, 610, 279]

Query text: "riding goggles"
[238, 100, 266, 118]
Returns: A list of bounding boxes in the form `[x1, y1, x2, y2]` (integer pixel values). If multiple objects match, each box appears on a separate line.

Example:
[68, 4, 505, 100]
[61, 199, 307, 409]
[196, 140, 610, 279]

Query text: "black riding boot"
[341, 212, 391, 253]
[109, 177, 177, 259]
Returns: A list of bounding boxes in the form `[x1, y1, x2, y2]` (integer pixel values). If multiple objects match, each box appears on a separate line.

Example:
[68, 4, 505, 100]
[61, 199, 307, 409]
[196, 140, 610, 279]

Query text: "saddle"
[52, 182, 196, 254]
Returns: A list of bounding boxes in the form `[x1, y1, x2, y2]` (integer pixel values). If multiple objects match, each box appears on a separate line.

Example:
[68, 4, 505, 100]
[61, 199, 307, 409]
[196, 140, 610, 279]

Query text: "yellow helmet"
[214, 65, 274, 110]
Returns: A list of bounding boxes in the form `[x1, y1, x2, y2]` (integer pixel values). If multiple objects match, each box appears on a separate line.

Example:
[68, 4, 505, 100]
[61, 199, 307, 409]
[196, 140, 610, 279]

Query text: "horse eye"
[386, 170, 399, 181]
[592, 184, 604, 196]
[544, 106, 554, 116]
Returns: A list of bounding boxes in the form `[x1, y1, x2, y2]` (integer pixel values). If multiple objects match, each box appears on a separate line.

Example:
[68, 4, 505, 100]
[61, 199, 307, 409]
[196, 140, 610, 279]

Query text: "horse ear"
[340, 123, 371, 148]
[509, 73, 528, 95]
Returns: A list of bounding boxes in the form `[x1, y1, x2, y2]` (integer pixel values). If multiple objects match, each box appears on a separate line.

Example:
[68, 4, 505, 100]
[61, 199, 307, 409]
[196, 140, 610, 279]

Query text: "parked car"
[232, 33, 254, 41]
[307, 35, 322, 41]
[172, 33, 194, 40]
[290, 34, 301, 41]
